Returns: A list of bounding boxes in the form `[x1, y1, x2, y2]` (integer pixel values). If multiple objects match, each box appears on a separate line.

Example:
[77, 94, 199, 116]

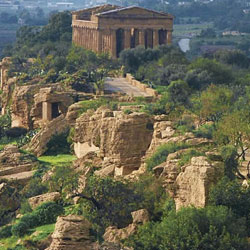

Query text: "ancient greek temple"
[72, 5, 174, 58]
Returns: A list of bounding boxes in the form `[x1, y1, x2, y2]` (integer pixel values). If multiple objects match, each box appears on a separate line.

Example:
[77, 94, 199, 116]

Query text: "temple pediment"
[97, 6, 173, 19]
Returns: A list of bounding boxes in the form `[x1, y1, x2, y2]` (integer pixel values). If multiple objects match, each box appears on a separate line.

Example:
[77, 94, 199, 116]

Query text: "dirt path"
[104, 77, 150, 97]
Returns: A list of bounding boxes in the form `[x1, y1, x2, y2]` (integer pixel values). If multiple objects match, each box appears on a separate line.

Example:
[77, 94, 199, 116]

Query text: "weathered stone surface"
[174, 156, 223, 210]
[146, 120, 175, 158]
[46, 215, 97, 250]
[131, 209, 149, 225]
[11, 85, 41, 129]
[28, 192, 61, 209]
[0, 182, 20, 225]
[74, 109, 153, 175]
[95, 165, 115, 177]
[0, 145, 38, 184]
[65, 102, 83, 126]
[25, 115, 69, 156]
[103, 209, 149, 244]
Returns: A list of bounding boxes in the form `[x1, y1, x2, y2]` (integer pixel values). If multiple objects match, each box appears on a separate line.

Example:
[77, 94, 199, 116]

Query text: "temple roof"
[72, 5, 173, 19]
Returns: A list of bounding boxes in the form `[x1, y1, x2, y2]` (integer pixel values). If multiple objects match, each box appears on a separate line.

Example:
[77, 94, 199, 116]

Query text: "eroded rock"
[46, 215, 98, 250]
[174, 156, 223, 210]
[74, 109, 153, 175]
[103, 209, 149, 244]
[28, 192, 61, 209]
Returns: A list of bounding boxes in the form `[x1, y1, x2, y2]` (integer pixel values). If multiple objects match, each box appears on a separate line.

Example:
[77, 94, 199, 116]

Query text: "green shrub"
[79, 99, 108, 114]
[5, 127, 27, 138]
[123, 109, 132, 115]
[19, 213, 39, 228]
[125, 206, 248, 250]
[45, 130, 70, 155]
[35, 202, 64, 224]
[209, 177, 250, 236]
[11, 202, 64, 237]
[20, 200, 32, 214]
[0, 225, 12, 239]
[178, 149, 204, 166]
[11, 222, 29, 237]
[193, 124, 214, 139]
[146, 142, 188, 171]
[22, 178, 48, 198]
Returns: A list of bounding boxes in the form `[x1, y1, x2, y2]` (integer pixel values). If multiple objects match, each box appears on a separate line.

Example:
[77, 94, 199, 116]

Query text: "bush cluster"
[146, 142, 188, 171]
[11, 202, 64, 237]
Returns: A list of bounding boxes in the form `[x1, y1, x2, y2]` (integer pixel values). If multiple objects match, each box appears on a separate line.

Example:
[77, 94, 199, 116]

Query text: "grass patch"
[38, 154, 76, 167]
[0, 224, 55, 249]
[29, 223, 55, 242]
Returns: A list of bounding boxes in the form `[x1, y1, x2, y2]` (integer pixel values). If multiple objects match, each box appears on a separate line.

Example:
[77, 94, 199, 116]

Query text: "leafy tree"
[214, 50, 250, 69]
[125, 206, 248, 250]
[200, 85, 233, 122]
[49, 165, 80, 196]
[166, 80, 191, 107]
[77, 176, 144, 238]
[209, 177, 250, 235]
[189, 58, 234, 85]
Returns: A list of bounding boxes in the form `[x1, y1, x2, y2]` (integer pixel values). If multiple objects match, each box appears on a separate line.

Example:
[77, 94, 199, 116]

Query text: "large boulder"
[174, 156, 223, 210]
[28, 192, 61, 209]
[46, 215, 98, 250]
[74, 109, 153, 175]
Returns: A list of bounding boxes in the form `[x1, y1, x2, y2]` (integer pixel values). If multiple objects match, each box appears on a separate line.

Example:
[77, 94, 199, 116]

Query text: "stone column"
[153, 29, 159, 47]
[139, 29, 145, 47]
[42, 102, 52, 121]
[111, 29, 117, 58]
[167, 30, 172, 44]
[124, 29, 131, 49]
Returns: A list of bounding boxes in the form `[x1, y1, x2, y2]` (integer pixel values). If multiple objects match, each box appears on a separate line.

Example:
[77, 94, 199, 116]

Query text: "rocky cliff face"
[74, 108, 153, 175]
[154, 154, 223, 210]
[11, 85, 41, 129]
[174, 156, 223, 210]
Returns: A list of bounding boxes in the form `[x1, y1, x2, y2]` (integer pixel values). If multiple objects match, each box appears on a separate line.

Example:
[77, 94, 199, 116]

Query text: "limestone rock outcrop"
[11, 85, 41, 129]
[25, 115, 69, 156]
[46, 215, 98, 250]
[103, 209, 149, 244]
[174, 156, 223, 210]
[154, 154, 223, 210]
[28, 192, 61, 209]
[65, 102, 83, 126]
[74, 109, 153, 175]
